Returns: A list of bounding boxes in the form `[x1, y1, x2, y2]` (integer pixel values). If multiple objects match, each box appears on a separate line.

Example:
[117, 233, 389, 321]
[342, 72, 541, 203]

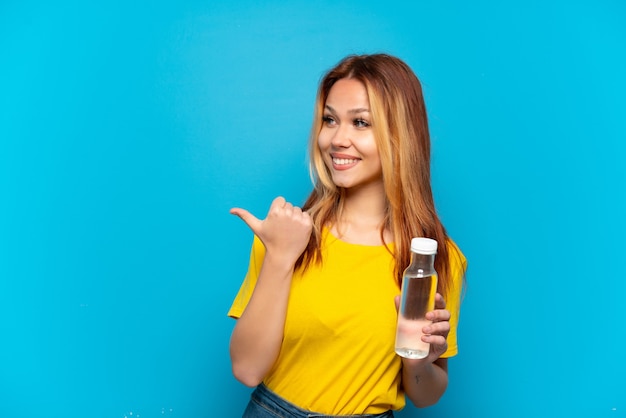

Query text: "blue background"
[1, 1, 625, 417]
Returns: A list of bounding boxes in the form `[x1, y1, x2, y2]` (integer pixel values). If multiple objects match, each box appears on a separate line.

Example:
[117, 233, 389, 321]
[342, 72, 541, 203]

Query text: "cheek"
[317, 130, 329, 149]
[315, 134, 331, 167]
[317, 131, 330, 150]
[359, 135, 380, 158]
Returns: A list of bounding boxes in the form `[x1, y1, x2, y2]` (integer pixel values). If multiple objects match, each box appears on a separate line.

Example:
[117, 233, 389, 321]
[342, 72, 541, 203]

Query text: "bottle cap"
[411, 237, 438, 254]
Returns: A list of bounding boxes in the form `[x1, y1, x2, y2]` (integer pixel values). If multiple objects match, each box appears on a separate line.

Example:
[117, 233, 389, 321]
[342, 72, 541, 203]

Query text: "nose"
[330, 124, 351, 149]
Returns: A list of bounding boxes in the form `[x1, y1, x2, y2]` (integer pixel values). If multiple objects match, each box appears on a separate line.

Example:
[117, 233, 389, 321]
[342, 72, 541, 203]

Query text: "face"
[318, 78, 382, 192]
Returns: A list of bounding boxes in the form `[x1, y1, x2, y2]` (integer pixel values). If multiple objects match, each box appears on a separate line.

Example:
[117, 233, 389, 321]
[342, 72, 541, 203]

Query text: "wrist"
[402, 357, 434, 374]
[262, 252, 297, 275]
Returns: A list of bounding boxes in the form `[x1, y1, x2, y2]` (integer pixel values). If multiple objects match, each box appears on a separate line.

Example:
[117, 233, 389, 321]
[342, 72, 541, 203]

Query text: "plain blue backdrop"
[1, 1, 625, 417]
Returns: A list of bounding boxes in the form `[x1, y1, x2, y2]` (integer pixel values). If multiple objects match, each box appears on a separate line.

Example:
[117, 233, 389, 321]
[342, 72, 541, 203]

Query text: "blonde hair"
[297, 54, 460, 294]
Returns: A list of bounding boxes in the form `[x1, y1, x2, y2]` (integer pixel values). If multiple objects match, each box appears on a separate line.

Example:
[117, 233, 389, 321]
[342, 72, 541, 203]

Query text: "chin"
[330, 177, 354, 189]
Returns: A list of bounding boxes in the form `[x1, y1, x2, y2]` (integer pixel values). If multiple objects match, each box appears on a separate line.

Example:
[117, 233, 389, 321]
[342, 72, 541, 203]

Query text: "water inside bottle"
[395, 316, 431, 358]
[395, 274, 436, 359]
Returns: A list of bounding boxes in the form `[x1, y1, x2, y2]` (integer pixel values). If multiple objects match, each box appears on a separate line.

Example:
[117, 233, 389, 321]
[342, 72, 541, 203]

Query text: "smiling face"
[317, 78, 383, 192]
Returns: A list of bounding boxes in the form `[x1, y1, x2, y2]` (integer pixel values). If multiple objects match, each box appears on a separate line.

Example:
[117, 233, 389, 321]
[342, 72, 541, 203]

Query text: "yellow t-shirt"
[228, 228, 466, 415]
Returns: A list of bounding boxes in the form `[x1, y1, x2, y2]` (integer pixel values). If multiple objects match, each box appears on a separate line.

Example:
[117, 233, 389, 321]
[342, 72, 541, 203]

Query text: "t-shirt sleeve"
[227, 235, 266, 319]
[440, 239, 467, 358]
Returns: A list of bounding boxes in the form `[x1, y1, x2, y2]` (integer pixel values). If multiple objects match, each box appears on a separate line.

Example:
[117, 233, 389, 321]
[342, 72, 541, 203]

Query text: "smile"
[332, 157, 359, 165]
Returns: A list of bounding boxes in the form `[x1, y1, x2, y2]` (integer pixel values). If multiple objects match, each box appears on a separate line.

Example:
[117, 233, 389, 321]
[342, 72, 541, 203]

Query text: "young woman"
[228, 54, 467, 417]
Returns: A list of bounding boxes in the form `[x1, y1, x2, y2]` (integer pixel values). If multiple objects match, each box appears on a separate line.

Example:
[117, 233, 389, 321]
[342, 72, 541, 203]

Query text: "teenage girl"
[228, 53, 467, 417]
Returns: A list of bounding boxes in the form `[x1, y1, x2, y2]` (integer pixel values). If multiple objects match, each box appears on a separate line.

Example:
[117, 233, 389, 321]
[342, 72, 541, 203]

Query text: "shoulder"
[444, 238, 467, 296]
[445, 238, 467, 273]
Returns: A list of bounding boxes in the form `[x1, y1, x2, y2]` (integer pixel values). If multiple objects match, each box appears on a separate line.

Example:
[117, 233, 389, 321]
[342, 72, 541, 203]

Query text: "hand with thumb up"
[230, 196, 313, 267]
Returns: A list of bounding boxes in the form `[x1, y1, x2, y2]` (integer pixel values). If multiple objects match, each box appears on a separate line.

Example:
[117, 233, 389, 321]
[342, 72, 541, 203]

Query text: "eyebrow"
[324, 104, 370, 115]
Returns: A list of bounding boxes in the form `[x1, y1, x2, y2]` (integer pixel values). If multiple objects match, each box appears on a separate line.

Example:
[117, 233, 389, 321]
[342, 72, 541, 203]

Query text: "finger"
[269, 197, 292, 217]
[300, 209, 313, 225]
[422, 334, 448, 349]
[230, 207, 262, 234]
[426, 308, 451, 322]
[434, 293, 446, 309]
[271, 196, 287, 208]
[394, 295, 400, 312]
[293, 206, 312, 225]
[423, 320, 450, 336]
[426, 309, 452, 322]
[283, 202, 294, 215]
[292, 205, 310, 223]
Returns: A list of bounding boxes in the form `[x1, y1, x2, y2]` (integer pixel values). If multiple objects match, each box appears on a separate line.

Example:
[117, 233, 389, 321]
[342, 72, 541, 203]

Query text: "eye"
[353, 118, 370, 128]
[322, 115, 336, 126]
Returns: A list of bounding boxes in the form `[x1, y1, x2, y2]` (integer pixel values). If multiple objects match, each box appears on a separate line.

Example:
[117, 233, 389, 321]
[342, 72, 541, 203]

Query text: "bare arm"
[400, 293, 451, 407]
[229, 197, 312, 387]
[229, 253, 294, 386]
[402, 357, 448, 407]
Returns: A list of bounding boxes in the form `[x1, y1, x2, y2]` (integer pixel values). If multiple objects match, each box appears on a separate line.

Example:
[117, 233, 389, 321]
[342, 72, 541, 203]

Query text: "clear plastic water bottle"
[395, 237, 438, 359]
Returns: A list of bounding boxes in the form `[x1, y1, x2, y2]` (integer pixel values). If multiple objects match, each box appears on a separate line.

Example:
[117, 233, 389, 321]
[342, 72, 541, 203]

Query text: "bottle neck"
[409, 252, 436, 274]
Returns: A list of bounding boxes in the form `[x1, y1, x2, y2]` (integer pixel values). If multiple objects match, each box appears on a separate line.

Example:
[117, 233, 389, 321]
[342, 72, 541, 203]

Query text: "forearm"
[229, 254, 294, 387]
[402, 358, 448, 408]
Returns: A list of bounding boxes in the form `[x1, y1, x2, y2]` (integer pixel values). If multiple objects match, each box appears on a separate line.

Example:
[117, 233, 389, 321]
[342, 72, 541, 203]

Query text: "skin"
[318, 78, 391, 245]
[397, 293, 451, 407]
[229, 77, 452, 408]
[229, 196, 312, 387]
[319, 79, 383, 195]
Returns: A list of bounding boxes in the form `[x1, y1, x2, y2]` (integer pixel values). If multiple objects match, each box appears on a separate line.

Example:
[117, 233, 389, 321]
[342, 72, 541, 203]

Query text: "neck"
[343, 183, 386, 224]
[333, 182, 392, 245]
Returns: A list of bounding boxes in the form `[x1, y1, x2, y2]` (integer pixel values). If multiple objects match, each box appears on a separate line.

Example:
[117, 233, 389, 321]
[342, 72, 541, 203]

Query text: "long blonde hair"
[296, 54, 459, 294]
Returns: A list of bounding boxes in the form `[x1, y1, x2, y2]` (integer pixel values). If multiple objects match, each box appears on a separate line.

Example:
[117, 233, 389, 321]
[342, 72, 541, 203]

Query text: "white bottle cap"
[411, 237, 438, 254]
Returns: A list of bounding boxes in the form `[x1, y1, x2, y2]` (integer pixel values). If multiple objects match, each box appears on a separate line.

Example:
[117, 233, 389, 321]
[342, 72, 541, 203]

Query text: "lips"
[330, 153, 360, 170]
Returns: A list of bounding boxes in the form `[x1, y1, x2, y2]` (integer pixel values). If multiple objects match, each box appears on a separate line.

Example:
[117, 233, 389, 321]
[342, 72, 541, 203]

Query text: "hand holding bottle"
[230, 196, 313, 266]
[395, 292, 450, 366]
[422, 293, 451, 360]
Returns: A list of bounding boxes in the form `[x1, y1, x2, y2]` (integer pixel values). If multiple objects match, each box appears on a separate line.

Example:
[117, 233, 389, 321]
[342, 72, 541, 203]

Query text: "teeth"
[333, 158, 358, 165]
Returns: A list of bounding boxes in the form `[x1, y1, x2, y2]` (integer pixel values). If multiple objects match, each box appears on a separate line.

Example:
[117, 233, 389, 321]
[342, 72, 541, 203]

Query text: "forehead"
[325, 78, 370, 110]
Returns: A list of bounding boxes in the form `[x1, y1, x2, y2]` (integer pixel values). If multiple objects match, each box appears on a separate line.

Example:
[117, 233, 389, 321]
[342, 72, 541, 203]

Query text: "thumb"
[230, 207, 262, 234]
